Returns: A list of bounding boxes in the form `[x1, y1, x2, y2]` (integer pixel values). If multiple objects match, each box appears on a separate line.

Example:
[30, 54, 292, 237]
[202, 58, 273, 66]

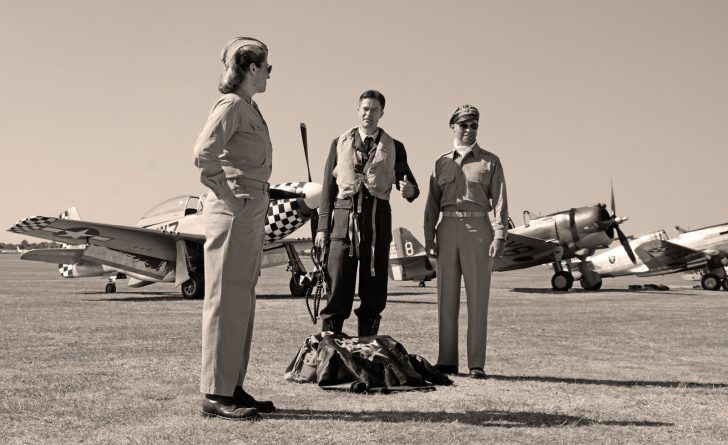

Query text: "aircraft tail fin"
[388, 227, 434, 282]
[59, 207, 82, 221]
[391, 227, 426, 259]
[58, 207, 84, 276]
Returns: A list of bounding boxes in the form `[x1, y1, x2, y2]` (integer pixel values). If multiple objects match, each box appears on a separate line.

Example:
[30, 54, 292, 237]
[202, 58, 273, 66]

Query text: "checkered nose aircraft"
[9, 181, 322, 299]
[9, 124, 324, 299]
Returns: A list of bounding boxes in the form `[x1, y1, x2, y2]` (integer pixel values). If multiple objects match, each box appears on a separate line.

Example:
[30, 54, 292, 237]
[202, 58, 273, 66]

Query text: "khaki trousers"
[200, 188, 267, 396]
[436, 216, 494, 370]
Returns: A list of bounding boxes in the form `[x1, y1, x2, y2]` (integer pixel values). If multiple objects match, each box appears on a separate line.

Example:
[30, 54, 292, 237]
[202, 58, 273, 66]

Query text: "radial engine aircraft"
[388, 192, 636, 291]
[9, 124, 323, 299]
[581, 223, 728, 291]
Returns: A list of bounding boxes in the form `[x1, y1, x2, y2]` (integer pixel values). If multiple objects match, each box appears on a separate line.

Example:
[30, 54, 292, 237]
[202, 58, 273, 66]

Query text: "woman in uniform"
[192, 36, 275, 420]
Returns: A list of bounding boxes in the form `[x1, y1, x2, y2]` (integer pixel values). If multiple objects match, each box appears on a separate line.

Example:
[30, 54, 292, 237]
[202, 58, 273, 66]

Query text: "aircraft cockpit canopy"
[138, 195, 202, 227]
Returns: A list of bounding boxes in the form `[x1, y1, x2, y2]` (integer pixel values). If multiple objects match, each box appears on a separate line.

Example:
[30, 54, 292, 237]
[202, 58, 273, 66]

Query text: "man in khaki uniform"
[423, 104, 509, 379]
[192, 37, 275, 420]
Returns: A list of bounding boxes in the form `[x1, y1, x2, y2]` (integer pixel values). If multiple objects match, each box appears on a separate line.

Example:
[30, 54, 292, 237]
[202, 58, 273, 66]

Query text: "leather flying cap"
[221, 37, 268, 67]
[449, 104, 480, 125]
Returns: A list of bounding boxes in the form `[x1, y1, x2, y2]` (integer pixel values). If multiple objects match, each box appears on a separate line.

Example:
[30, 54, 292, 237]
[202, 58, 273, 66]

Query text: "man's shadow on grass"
[272, 408, 671, 428]
[488, 374, 728, 389]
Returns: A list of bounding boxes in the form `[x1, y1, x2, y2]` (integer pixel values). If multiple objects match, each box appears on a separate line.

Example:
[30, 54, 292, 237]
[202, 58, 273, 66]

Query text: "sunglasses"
[456, 122, 479, 130]
[265, 64, 273, 74]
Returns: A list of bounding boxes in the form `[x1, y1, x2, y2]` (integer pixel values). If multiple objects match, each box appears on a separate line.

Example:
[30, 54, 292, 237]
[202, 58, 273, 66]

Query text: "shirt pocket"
[465, 167, 490, 185]
[436, 167, 456, 186]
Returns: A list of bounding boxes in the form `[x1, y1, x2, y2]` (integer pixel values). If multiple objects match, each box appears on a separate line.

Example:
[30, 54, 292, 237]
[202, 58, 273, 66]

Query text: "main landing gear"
[700, 257, 728, 291]
[551, 270, 574, 291]
[290, 273, 311, 297]
[550, 260, 603, 291]
[701, 273, 722, 291]
[181, 272, 204, 299]
[104, 274, 123, 294]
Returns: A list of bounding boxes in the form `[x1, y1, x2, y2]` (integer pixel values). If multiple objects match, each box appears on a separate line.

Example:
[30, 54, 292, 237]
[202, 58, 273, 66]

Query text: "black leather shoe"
[233, 386, 276, 413]
[468, 368, 486, 379]
[435, 364, 459, 375]
[202, 395, 260, 420]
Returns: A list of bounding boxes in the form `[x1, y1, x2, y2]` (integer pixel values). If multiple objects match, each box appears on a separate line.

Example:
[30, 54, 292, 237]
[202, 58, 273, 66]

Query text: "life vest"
[333, 127, 396, 200]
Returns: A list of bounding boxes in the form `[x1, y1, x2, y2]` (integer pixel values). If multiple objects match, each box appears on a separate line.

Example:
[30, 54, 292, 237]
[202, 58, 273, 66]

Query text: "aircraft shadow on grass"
[487, 374, 728, 389]
[510, 288, 699, 297]
[272, 408, 671, 428]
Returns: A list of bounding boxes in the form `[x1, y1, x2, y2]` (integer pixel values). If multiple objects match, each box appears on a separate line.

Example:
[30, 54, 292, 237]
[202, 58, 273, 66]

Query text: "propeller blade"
[610, 178, 616, 217]
[300, 123, 318, 239]
[309, 210, 319, 239]
[614, 224, 637, 263]
[300, 123, 312, 183]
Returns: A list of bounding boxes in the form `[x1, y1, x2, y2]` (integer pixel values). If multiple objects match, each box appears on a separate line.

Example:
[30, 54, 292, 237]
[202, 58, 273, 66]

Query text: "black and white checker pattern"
[58, 264, 74, 277]
[266, 199, 305, 242]
[8, 216, 57, 234]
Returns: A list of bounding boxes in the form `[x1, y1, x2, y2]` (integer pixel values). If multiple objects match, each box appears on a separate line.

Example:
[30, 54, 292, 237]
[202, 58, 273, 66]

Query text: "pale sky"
[2, 1, 727, 244]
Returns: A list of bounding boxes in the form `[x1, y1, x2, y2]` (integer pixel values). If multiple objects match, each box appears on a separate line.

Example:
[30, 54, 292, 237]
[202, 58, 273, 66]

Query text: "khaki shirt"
[193, 92, 272, 183]
[424, 144, 508, 241]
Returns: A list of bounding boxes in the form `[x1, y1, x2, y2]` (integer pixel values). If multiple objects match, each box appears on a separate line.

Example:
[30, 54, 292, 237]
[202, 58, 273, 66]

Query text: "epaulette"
[438, 149, 455, 159]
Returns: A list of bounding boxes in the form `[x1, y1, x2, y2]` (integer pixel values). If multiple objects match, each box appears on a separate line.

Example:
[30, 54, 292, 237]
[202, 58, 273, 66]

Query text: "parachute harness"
[305, 245, 329, 324]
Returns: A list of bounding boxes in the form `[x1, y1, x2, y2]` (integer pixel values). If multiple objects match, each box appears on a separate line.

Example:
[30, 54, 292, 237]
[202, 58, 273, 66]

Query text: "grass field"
[1, 254, 727, 444]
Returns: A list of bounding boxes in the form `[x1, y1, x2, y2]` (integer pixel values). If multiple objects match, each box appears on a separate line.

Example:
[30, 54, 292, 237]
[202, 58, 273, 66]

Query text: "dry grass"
[1, 255, 727, 444]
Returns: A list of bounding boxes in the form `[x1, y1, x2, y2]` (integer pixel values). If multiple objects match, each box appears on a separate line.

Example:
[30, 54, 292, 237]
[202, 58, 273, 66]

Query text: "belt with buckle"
[227, 176, 270, 192]
[442, 211, 487, 218]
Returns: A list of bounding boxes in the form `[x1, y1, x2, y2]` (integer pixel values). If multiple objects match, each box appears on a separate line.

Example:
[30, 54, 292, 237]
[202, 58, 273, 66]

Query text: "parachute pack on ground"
[284, 333, 453, 393]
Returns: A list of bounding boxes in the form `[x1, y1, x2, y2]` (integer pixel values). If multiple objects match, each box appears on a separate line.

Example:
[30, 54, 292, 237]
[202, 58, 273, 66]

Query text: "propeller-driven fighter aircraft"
[582, 223, 728, 291]
[10, 184, 321, 298]
[9, 124, 322, 299]
[388, 188, 636, 291]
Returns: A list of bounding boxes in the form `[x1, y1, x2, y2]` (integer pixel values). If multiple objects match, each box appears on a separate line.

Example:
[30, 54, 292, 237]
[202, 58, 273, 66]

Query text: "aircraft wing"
[635, 239, 706, 273]
[21, 248, 85, 264]
[264, 238, 312, 253]
[8, 216, 204, 262]
[260, 238, 313, 269]
[493, 233, 562, 272]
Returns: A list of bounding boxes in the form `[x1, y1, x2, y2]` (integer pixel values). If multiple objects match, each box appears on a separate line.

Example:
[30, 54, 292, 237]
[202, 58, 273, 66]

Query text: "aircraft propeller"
[300, 123, 319, 238]
[599, 181, 636, 263]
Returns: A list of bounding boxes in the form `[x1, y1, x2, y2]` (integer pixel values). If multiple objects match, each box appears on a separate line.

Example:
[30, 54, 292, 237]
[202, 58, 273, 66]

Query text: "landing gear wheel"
[723, 279, 728, 291]
[181, 273, 204, 299]
[579, 271, 603, 291]
[418, 281, 426, 288]
[580, 277, 603, 291]
[551, 271, 574, 291]
[105, 283, 116, 294]
[290, 274, 310, 297]
[701, 273, 721, 291]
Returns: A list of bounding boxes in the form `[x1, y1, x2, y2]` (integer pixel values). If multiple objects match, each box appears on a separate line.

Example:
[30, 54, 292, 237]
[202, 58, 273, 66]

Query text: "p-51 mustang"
[388, 191, 635, 291]
[582, 223, 728, 291]
[10, 124, 323, 299]
[10, 183, 321, 298]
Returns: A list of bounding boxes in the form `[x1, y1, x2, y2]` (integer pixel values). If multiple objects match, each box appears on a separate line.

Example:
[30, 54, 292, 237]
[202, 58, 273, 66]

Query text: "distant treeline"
[1, 241, 62, 250]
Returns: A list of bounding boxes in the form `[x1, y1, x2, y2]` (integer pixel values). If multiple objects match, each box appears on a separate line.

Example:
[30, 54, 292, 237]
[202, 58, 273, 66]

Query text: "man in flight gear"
[314, 90, 419, 337]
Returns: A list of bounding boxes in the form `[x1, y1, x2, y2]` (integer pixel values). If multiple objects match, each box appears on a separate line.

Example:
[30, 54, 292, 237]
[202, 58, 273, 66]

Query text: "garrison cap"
[221, 37, 268, 67]
[449, 104, 480, 125]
